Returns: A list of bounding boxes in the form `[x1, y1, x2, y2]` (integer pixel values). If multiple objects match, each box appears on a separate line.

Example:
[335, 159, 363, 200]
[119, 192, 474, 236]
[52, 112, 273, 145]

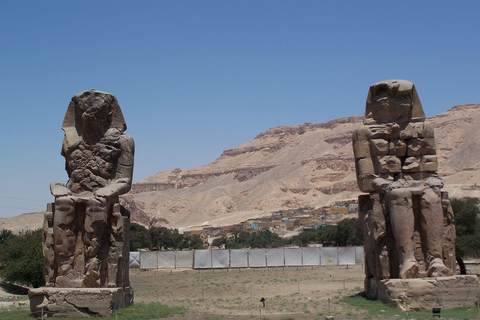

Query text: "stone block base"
[365, 275, 478, 311]
[28, 287, 134, 317]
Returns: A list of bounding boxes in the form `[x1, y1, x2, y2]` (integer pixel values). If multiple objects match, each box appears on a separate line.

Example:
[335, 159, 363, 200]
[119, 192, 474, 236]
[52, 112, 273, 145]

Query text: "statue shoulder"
[119, 134, 134, 152]
[422, 122, 435, 138]
[117, 134, 134, 167]
[353, 124, 371, 142]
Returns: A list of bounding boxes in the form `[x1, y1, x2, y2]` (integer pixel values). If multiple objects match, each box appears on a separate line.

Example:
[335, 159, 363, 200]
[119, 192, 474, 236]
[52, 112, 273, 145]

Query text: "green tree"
[335, 218, 363, 246]
[0, 229, 44, 288]
[170, 229, 184, 250]
[183, 234, 203, 250]
[225, 229, 250, 249]
[0, 229, 13, 246]
[131, 224, 206, 251]
[452, 197, 480, 274]
[130, 223, 151, 251]
[211, 236, 227, 248]
[289, 218, 363, 247]
[149, 227, 174, 250]
[223, 229, 287, 249]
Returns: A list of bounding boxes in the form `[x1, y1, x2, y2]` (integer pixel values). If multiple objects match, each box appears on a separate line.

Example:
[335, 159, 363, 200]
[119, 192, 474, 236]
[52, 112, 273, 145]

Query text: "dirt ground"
[130, 264, 372, 319]
[0, 288, 29, 311]
[130, 263, 480, 320]
[2, 263, 480, 319]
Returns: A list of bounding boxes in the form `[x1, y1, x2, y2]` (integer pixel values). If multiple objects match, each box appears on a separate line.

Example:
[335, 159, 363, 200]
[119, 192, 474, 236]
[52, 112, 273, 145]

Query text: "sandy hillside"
[123, 104, 480, 230]
[3, 104, 480, 232]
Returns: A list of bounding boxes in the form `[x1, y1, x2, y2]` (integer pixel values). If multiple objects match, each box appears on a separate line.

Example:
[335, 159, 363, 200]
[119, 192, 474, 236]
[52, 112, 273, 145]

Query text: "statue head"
[61, 90, 126, 142]
[75, 91, 114, 135]
[364, 80, 425, 125]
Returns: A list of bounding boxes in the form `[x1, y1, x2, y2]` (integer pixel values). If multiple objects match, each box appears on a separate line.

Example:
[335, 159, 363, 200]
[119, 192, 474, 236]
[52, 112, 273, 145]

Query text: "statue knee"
[55, 196, 75, 213]
[54, 196, 75, 227]
[387, 189, 411, 206]
[85, 197, 108, 234]
[87, 197, 107, 211]
[421, 188, 441, 206]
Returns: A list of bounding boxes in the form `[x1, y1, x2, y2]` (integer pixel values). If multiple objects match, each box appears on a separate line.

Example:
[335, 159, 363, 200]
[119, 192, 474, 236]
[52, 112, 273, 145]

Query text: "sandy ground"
[2, 263, 480, 319]
[130, 264, 373, 319]
[0, 287, 29, 310]
[130, 263, 480, 320]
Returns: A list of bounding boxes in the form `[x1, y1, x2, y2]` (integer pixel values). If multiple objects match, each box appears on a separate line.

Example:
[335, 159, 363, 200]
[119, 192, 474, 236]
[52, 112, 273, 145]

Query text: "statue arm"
[50, 181, 70, 197]
[353, 125, 378, 192]
[372, 177, 391, 191]
[94, 135, 134, 198]
[425, 176, 443, 188]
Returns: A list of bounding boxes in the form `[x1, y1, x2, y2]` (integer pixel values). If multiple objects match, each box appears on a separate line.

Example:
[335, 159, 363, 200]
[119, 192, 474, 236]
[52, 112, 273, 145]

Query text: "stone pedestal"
[29, 287, 134, 317]
[365, 275, 478, 311]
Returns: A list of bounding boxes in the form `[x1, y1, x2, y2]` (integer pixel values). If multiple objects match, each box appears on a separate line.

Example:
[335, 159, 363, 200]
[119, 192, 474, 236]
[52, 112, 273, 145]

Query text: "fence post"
[328, 297, 331, 316]
[264, 248, 267, 267]
[337, 245, 339, 266]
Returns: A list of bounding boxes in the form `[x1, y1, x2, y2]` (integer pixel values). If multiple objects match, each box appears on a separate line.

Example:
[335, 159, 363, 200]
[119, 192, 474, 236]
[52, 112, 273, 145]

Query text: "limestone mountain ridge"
[122, 104, 480, 231]
[3, 104, 479, 233]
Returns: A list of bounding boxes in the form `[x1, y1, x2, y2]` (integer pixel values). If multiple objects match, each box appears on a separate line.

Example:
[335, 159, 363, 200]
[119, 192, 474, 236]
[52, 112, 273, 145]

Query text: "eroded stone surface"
[44, 90, 134, 289]
[29, 287, 134, 317]
[31, 90, 134, 316]
[365, 276, 479, 311]
[354, 80, 455, 286]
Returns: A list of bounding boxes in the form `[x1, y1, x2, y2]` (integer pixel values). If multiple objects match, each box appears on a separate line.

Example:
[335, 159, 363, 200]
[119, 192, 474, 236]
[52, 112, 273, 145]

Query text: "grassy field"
[1, 263, 480, 319]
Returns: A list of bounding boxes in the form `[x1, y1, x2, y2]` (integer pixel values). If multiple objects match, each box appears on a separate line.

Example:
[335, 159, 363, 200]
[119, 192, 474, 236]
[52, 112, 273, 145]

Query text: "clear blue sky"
[1, 1, 479, 217]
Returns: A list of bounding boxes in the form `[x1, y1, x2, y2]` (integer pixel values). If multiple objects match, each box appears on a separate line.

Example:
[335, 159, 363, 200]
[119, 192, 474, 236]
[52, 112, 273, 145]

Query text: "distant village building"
[325, 203, 348, 215]
[198, 200, 357, 239]
[183, 230, 202, 236]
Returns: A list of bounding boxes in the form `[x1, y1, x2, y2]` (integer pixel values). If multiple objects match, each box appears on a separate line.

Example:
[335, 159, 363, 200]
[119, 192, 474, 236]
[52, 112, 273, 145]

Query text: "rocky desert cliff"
[3, 104, 479, 233]
[121, 104, 480, 231]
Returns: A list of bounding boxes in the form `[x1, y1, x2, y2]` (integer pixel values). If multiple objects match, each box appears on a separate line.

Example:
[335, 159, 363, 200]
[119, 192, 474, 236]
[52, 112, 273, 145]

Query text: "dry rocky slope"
[122, 104, 480, 231]
[3, 104, 480, 233]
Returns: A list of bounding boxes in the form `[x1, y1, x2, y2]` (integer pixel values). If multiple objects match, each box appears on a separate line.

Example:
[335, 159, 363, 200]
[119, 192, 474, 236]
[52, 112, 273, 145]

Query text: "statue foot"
[399, 260, 418, 278]
[106, 283, 117, 288]
[428, 258, 453, 277]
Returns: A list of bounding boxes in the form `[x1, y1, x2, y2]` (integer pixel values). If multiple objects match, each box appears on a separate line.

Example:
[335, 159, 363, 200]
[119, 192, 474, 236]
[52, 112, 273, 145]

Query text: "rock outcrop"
[121, 104, 480, 230]
[4, 105, 480, 232]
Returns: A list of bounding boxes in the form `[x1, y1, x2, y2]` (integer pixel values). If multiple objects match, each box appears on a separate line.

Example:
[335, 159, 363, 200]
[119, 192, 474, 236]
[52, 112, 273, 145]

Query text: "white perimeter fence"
[129, 246, 364, 269]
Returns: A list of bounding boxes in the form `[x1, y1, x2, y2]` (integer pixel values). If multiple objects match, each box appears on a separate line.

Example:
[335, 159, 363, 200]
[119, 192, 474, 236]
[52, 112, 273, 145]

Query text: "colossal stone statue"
[30, 90, 134, 317]
[353, 80, 455, 282]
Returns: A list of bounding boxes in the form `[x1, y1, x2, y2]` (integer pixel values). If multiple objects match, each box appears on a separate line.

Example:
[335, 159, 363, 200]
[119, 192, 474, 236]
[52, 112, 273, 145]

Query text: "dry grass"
[2, 263, 480, 319]
[130, 264, 366, 319]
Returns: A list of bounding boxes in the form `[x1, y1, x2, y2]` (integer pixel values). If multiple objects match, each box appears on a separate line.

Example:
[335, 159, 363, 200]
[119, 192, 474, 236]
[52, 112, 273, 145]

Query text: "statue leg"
[420, 188, 453, 277]
[84, 197, 108, 287]
[43, 203, 55, 287]
[53, 196, 76, 286]
[387, 189, 418, 278]
[107, 203, 123, 288]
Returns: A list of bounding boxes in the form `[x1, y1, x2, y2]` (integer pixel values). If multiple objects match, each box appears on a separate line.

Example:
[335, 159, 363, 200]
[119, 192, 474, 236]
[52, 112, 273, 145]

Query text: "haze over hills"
[3, 104, 480, 233]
